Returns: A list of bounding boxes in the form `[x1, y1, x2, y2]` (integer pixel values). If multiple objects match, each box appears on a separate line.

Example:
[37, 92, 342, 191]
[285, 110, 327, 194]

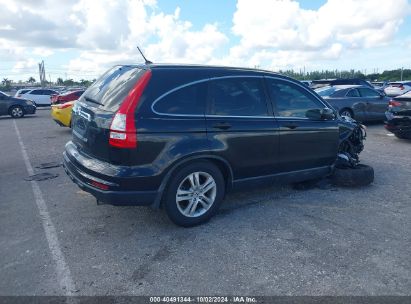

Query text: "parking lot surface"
[0, 109, 410, 296]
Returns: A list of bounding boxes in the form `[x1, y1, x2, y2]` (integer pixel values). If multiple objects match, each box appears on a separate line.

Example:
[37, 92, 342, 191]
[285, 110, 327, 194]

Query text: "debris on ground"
[24, 172, 59, 181]
[35, 162, 62, 169]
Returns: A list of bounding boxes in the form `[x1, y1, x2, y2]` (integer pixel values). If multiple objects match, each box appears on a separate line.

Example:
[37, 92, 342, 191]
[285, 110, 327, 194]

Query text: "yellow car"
[51, 101, 74, 127]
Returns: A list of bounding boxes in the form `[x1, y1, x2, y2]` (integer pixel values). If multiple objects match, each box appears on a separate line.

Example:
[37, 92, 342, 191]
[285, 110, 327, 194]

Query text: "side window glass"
[346, 89, 360, 97]
[154, 82, 206, 115]
[359, 88, 379, 98]
[208, 78, 268, 116]
[267, 79, 323, 118]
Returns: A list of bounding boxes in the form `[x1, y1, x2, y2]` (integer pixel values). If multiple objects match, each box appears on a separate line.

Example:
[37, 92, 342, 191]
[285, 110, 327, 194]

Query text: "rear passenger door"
[265, 77, 339, 172]
[206, 77, 280, 180]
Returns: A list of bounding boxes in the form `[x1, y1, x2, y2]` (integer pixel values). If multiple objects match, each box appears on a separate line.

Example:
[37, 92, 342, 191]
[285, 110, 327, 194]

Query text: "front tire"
[331, 164, 374, 187]
[9, 106, 24, 118]
[163, 161, 225, 227]
[339, 108, 353, 119]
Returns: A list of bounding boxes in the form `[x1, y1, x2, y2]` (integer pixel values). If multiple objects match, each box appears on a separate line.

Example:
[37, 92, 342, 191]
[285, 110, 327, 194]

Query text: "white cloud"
[0, 0, 410, 81]
[230, 0, 411, 69]
[13, 58, 37, 70]
[64, 3, 228, 78]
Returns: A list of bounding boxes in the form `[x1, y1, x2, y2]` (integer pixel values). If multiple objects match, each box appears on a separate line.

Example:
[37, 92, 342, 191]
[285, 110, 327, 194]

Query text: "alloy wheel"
[176, 171, 217, 218]
[11, 107, 23, 118]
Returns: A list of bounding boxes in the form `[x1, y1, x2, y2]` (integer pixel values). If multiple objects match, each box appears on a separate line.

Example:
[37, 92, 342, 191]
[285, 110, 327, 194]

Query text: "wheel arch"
[8, 104, 25, 116]
[151, 154, 234, 209]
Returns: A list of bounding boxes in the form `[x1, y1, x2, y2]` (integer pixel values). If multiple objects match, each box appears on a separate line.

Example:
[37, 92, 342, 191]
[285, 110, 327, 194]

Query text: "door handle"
[212, 122, 232, 130]
[284, 124, 298, 129]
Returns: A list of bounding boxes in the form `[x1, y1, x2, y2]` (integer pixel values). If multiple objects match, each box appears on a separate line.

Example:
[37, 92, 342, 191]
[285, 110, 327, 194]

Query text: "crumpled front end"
[336, 116, 367, 168]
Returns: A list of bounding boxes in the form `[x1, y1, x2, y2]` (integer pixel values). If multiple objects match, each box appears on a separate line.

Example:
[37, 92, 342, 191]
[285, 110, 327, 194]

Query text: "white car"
[384, 81, 411, 97]
[14, 88, 33, 97]
[19, 88, 59, 106]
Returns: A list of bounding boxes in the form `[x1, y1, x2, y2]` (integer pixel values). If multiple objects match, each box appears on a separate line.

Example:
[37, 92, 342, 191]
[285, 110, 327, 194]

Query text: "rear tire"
[163, 161, 225, 227]
[9, 106, 24, 118]
[331, 164, 374, 187]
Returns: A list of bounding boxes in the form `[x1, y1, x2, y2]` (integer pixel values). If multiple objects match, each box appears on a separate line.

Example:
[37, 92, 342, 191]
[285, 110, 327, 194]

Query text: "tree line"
[0, 77, 96, 91]
[1, 69, 410, 91]
[278, 68, 411, 81]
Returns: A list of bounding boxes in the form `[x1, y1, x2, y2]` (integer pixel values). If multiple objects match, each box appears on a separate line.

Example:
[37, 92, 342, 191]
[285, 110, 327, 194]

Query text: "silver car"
[384, 81, 411, 97]
[316, 85, 390, 121]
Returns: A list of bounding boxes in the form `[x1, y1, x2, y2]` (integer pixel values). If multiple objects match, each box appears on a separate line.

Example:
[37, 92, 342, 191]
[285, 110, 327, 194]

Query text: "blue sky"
[0, 0, 410, 82]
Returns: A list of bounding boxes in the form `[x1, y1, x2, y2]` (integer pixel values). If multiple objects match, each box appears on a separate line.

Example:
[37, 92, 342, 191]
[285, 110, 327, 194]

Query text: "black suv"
[63, 64, 363, 226]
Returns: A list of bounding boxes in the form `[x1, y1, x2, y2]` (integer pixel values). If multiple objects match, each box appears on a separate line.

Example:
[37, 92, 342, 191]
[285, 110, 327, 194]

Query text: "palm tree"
[2, 78, 12, 91]
[56, 77, 64, 85]
[28, 77, 36, 84]
[2, 78, 11, 86]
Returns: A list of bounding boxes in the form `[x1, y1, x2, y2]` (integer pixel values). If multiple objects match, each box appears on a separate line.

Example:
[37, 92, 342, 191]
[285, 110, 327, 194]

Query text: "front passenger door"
[358, 87, 388, 120]
[206, 77, 280, 180]
[265, 77, 339, 172]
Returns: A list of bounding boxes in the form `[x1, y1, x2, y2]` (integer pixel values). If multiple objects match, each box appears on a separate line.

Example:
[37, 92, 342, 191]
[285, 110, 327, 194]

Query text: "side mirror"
[306, 108, 335, 120]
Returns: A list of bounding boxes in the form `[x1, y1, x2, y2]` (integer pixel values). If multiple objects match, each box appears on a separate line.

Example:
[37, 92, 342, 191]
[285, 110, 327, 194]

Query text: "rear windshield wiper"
[84, 96, 104, 106]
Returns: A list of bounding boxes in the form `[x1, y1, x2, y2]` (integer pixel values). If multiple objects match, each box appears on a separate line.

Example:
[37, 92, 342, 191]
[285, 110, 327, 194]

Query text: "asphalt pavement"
[0, 109, 410, 296]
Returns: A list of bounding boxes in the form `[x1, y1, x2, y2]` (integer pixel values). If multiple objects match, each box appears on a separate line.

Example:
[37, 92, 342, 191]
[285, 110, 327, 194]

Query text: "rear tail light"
[109, 70, 152, 148]
[389, 100, 402, 107]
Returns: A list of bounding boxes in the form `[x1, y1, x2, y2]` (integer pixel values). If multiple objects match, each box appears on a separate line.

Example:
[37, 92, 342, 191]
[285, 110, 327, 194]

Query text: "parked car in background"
[14, 89, 33, 98]
[300, 80, 312, 87]
[0, 91, 36, 118]
[384, 81, 411, 97]
[371, 81, 389, 93]
[51, 101, 75, 127]
[385, 91, 411, 139]
[51, 90, 85, 105]
[19, 89, 59, 106]
[310, 78, 373, 90]
[63, 64, 366, 227]
[316, 85, 390, 121]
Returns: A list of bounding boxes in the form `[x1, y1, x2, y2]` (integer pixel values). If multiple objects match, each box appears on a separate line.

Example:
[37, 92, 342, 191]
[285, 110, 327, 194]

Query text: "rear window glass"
[316, 87, 337, 97]
[153, 82, 206, 115]
[82, 66, 145, 111]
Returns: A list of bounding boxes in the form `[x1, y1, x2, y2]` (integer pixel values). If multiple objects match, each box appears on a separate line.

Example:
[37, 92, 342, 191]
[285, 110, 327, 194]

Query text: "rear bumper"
[385, 124, 411, 136]
[384, 115, 411, 136]
[63, 149, 158, 206]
